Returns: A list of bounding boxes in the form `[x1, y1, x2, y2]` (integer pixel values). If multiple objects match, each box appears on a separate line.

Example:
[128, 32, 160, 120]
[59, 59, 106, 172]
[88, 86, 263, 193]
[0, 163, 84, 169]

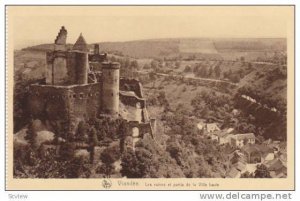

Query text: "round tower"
[102, 62, 120, 115]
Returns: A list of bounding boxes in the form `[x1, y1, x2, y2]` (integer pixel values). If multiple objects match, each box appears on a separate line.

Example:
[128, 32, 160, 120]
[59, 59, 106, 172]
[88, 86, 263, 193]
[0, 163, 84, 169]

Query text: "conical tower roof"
[72, 33, 88, 52]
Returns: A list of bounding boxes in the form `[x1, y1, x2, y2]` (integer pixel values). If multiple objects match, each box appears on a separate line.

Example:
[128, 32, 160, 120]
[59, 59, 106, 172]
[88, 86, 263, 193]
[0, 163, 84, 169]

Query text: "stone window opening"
[73, 94, 76, 98]
[79, 93, 84, 99]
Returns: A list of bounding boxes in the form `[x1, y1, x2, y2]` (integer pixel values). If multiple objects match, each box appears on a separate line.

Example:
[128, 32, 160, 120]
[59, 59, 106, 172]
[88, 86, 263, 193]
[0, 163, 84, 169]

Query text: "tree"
[254, 164, 271, 178]
[208, 66, 213, 77]
[76, 121, 87, 142]
[25, 120, 38, 150]
[143, 63, 151, 69]
[110, 56, 116, 62]
[88, 126, 99, 163]
[120, 149, 143, 178]
[175, 61, 181, 69]
[240, 56, 245, 63]
[150, 60, 159, 70]
[98, 145, 120, 178]
[214, 65, 221, 78]
[59, 142, 75, 161]
[199, 66, 208, 77]
[184, 65, 192, 72]
[65, 156, 91, 178]
[149, 72, 156, 88]
[89, 127, 99, 147]
[130, 60, 139, 70]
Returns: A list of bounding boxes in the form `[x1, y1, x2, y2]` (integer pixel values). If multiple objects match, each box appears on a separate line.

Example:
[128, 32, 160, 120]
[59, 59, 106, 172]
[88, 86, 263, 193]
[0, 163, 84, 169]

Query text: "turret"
[102, 62, 120, 115]
[94, 44, 100, 55]
[68, 33, 89, 84]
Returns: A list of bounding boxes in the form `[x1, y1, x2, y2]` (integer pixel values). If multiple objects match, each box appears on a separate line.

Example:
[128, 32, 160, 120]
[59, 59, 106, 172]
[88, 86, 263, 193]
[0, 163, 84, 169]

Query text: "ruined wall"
[120, 78, 144, 98]
[68, 83, 102, 119]
[66, 51, 89, 85]
[128, 121, 153, 139]
[119, 92, 146, 108]
[46, 51, 68, 85]
[28, 83, 102, 138]
[46, 51, 88, 85]
[29, 84, 70, 120]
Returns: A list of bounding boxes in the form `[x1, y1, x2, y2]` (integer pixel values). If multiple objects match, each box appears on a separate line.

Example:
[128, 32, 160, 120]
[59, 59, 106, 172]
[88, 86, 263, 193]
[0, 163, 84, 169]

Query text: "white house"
[231, 133, 255, 148]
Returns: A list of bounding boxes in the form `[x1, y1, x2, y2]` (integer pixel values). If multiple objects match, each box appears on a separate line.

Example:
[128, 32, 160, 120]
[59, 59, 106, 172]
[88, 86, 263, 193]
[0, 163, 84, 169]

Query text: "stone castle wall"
[120, 78, 144, 98]
[46, 51, 88, 85]
[28, 83, 102, 137]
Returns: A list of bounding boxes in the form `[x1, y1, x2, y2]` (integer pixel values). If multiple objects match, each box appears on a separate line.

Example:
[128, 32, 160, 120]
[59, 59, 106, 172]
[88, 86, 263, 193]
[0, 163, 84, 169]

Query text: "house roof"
[209, 130, 228, 138]
[226, 128, 235, 133]
[234, 133, 255, 140]
[242, 144, 261, 154]
[72, 33, 88, 52]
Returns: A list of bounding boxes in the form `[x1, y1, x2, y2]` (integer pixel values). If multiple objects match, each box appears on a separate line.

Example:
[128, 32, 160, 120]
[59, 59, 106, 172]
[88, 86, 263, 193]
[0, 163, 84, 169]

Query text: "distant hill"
[22, 38, 286, 60]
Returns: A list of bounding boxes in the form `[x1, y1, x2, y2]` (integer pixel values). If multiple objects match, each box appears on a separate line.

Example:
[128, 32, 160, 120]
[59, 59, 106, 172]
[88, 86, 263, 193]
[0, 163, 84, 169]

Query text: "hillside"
[21, 38, 286, 60]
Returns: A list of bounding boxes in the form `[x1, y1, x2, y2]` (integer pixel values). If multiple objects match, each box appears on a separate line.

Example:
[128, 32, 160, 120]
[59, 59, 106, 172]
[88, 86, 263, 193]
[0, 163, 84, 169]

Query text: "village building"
[231, 133, 255, 148]
[241, 144, 262, 164]
[204, 123, 220, 133]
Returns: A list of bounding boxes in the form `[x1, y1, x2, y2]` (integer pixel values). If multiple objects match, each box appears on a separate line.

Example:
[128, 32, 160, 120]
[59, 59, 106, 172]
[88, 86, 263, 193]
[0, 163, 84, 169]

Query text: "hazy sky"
[9, 6, 293, 49]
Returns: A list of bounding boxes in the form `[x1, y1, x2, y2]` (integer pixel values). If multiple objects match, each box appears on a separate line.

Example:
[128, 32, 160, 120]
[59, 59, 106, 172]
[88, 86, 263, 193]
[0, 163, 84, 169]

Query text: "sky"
[9, 6, 293, 49]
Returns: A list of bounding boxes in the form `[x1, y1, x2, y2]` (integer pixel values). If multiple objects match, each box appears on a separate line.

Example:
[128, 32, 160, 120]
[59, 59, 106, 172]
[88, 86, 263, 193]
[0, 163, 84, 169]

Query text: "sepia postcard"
[6, 5, 294, 190]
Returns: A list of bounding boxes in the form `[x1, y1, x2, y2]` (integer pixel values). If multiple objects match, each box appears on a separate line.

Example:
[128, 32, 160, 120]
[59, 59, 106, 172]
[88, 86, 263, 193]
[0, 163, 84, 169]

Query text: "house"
[231, 133, 255, 148]
[229, 150, 247, 164]
[218, 132, 233, 145]
[207, 130, 232, 145]
[241, 144, 262, 164]
[226, 128, 235, 134]
[222, 133, 234, 145]
[205, 123, 220, 133]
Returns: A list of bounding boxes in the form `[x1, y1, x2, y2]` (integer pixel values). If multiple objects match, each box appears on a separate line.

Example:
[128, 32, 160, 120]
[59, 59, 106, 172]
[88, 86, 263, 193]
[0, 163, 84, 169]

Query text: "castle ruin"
[28, 26, 154, 143]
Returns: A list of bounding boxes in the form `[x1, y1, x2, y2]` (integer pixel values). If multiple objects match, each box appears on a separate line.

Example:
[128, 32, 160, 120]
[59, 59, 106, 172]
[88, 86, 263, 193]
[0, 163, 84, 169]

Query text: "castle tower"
[54, 26, 67, 51]
[72, 33, 88, 52]
[102, 62, 120, 115]
[46, 26, 68, 85]
[94, 44, 100, 55]
[68, 33, 89, 84]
